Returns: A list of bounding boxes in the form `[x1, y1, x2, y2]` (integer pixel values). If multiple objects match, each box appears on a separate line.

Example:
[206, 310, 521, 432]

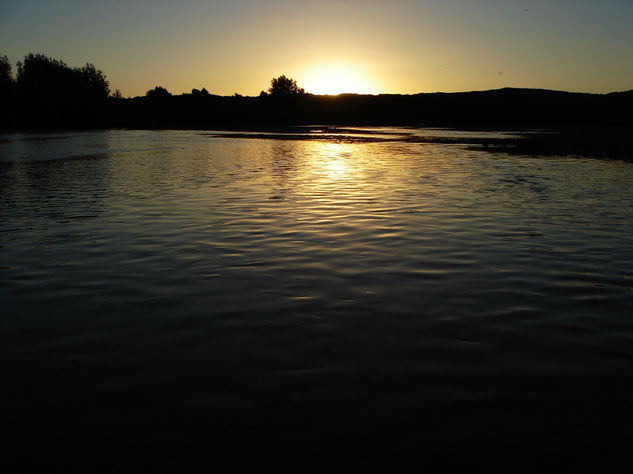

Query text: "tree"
[78, 62, 110, 100]
[17, 53, 73, 100]
[16, 53, 109, 103]
[146, 86, 171, 99]
[0, 55, 15, 96]
[0, 55, 16, 128]
[268, 75, 305, 96]
[191, 87, 210, 96]
[13, 53, 110, 128]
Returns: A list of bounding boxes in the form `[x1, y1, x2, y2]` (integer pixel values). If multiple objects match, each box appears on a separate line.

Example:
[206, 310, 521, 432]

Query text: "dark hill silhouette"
[4, 85, 632, 131]
[1, 53, 631, 130]
[96, 87, 631, 130]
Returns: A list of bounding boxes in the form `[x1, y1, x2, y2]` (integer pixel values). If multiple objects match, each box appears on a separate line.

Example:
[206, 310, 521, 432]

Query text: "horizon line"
[125, 86, 633, 100]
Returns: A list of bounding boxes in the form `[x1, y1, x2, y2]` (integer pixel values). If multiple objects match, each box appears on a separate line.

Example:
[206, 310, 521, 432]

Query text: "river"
[2, 129, 633, 471]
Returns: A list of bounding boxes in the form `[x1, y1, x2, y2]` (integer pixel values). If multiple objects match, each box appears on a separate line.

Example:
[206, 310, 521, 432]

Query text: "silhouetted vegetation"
[15, 54, 110, 101]
[146, 86, 171, 99]
[1, 53, 632, 134]
[191, 87, 210, 97]
[0, 55, 15, 95]
[1, 53, 111, 128]
[266, 75, 305, 97]
[0, 55, 16, 128]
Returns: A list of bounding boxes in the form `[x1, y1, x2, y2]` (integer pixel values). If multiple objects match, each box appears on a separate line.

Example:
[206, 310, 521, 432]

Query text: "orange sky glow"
[1, 0, 632, 97]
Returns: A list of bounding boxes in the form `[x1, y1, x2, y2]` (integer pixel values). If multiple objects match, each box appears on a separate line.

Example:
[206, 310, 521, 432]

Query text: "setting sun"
[299, 62, 379, 95]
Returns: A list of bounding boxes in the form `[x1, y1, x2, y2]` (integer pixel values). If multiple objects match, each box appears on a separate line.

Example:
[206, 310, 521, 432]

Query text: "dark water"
[2, 130, 633, 471]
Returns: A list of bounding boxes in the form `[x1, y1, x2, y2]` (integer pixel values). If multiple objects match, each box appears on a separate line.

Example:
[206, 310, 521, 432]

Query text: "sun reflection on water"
[311, 142, 353, 181]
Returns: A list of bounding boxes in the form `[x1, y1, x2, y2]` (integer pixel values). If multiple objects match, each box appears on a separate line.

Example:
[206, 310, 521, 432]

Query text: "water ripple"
[2, 129, 633, 468]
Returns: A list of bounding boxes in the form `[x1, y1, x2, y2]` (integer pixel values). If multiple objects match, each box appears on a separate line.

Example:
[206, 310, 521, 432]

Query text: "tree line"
[2, 53, 632, 130]
[0, 53, 308, 129]
[1, 53, 114, 128]
[0, 53, 304, 102]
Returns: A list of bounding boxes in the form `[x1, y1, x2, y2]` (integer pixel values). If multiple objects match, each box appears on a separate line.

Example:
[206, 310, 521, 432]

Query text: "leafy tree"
[0, 55, 15, 96]
[12, 53, 111, 128]
[78, 62, 110, 100]
[16, 53, 109, 103]
[191, 87, 210, 96]
[146, 86, 171, 99]
[0, 55, 16, 128]
[268, 75, 305, 96]
[17, 53, 73, 100]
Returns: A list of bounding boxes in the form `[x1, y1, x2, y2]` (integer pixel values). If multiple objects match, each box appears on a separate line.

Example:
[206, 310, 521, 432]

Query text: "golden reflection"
[312, 142, 352, 180]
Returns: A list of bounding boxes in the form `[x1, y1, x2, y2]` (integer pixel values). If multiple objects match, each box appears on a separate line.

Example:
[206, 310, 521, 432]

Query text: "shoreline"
[2, 125, 632, 161]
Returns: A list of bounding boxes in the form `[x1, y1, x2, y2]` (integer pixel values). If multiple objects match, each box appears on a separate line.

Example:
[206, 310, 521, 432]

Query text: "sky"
[1, 0, 632, 97]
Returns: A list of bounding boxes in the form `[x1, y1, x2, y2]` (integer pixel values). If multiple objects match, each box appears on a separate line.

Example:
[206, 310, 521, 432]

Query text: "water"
[2, 129, 633, 471]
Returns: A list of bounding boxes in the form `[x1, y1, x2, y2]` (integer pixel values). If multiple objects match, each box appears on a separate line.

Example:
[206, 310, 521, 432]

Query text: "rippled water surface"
[2, 129, 633, 471]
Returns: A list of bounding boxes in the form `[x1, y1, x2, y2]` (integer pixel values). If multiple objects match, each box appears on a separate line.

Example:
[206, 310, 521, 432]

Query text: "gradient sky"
[1, 0, 632, 97]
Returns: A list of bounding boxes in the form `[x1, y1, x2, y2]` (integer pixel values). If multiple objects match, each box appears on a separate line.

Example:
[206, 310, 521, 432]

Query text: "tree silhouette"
[16, 53, 109, 103]
[0, 55, 16, 127]
[78, 63, 110, 100]
[17, 54, 72, 101]
[9, 53, 110, 128]
[268, 75, 305, 96]
[146, 86, 171, 99]
[0, 55, 14, 96]
[191, 87, 210, 96]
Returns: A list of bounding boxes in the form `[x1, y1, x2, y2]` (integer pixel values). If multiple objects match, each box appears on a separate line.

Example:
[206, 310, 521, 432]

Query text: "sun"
[300, 62, 379, 95]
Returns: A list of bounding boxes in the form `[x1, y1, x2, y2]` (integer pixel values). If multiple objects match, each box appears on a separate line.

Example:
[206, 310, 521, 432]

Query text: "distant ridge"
[378, 87, 630, 97]
[3, 86, 633, 130]
[108, 86, 633, 129]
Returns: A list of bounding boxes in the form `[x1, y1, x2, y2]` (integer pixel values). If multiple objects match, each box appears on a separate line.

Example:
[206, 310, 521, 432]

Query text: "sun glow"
[300, 62, 379, 95]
